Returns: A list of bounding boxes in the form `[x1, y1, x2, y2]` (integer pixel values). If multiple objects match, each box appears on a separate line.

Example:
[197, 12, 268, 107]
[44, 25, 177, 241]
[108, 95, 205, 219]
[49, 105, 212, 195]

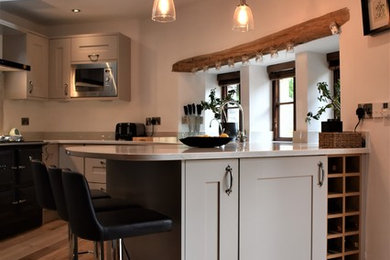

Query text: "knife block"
[182, 116, 203, 135]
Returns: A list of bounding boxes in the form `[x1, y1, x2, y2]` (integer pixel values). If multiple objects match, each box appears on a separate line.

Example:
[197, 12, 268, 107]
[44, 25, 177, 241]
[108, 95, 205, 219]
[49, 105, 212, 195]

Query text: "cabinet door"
[85, 158, 106, 183]
[49, 38, 71, 99]
[240, 156, 327, 260]
[16, 147, 42, 185]
[59, 145, 84, 173]
[26, 33, 48, 98]
[0, 150, 15, 187]
[42, 143, 59, 167]
[71, 35, 118, 62]
[185, 159, 238, 260]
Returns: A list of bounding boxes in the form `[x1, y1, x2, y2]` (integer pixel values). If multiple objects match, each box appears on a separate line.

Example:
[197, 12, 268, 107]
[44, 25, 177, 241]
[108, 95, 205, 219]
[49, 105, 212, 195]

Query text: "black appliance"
[115, 123, 146, 141]
[0, 144, 43, 239]
[0, 58, 31, 72]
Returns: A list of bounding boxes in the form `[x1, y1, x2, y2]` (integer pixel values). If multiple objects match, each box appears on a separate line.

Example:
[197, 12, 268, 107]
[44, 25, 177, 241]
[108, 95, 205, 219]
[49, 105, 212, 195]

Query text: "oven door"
[71, 62, 117, 98]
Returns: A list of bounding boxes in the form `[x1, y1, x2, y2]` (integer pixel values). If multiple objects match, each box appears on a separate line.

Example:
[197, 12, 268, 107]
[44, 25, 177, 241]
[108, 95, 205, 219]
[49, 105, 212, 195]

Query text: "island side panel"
[106, 160, 182, 260]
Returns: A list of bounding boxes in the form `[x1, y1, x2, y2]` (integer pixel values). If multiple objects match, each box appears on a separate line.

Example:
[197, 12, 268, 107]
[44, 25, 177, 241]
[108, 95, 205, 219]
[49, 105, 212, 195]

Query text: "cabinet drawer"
[88, 182, 106, 192]
[71, 36, 118, 62]
[85, 158, 106, 183]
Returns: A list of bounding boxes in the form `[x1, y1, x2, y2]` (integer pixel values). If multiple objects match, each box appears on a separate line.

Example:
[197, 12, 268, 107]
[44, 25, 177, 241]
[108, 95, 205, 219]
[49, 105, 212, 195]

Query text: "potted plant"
[305, 81, 342, 132]
[201, 88, 238, 137]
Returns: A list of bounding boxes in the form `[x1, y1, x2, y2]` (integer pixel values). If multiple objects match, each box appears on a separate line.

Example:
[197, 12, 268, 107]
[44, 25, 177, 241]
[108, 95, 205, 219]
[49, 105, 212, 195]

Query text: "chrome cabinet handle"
[18, 165, 26, 169]
[225, 165, 233, 196]
[28, 80, 33, 94]
[12, 199, 27, 205]
[64, 83, 68, 96]
[318, 161, 325, 187]
[88, 54, 100, 62]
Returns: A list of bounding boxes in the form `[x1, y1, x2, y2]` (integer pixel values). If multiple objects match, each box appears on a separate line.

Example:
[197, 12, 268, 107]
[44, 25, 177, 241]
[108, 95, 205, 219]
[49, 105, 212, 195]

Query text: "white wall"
[1, 0, 390, 258]
[241, 65, 272, 141]
[340, 3, 390, 259]
[296, 52, 332, 133]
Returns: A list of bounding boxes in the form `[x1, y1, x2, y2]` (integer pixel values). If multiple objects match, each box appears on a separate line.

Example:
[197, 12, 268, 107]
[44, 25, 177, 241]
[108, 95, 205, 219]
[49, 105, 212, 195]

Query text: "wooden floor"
[0, 220, 96, 260]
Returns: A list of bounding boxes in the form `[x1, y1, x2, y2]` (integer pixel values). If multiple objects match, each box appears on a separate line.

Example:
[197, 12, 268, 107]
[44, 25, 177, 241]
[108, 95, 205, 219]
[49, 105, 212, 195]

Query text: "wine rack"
[327, 155, 361, 260]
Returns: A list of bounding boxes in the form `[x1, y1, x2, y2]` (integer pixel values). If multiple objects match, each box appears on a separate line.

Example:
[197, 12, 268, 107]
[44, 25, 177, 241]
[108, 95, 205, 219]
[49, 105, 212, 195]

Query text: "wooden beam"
[172, 8, 350, 73]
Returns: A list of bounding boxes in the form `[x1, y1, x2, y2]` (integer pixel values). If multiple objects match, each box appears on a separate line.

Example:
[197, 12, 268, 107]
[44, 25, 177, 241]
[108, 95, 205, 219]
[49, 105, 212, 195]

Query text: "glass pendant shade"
[152, 0, 176, 23]
[232, 0, 254, 32]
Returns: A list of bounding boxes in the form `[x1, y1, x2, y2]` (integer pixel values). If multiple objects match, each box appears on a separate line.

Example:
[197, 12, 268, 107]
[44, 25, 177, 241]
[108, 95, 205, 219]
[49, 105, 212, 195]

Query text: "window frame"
[218, 72, 241, 126]
[272, 76, 296, 142]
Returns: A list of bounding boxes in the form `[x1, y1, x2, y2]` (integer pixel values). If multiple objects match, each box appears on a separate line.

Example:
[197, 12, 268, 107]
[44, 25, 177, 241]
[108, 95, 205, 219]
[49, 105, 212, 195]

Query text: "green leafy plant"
[201, 88, 236, 121]
[306, 81, 340, 123]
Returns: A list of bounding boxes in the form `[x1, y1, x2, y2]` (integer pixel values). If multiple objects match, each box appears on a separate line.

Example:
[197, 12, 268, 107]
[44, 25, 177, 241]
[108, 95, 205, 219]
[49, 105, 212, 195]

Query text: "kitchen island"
[66, 142, 368, 260]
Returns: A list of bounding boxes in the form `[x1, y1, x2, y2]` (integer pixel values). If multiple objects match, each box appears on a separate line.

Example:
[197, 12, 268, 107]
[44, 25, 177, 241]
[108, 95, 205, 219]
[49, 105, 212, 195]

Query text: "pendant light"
[232, 0, 254, 32]
[152, 0, 176, 23]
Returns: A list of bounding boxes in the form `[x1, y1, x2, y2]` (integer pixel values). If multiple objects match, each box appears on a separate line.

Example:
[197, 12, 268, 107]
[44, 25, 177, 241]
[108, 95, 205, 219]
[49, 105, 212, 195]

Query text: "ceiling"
[0, 0, 197, 25]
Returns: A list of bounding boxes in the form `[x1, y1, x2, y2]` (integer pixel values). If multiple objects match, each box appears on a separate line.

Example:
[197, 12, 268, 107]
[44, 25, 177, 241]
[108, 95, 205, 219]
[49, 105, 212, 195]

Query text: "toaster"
[115, 123, 146, 141]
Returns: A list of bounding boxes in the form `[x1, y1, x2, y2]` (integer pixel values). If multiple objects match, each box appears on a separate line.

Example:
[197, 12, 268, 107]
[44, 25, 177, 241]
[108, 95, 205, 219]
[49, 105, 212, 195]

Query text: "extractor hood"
[0, 59, 30, 72]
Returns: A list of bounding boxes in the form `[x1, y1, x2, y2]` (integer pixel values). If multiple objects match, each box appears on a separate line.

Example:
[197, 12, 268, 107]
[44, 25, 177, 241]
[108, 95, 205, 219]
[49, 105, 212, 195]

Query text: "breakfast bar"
[66, 142, 368, 260]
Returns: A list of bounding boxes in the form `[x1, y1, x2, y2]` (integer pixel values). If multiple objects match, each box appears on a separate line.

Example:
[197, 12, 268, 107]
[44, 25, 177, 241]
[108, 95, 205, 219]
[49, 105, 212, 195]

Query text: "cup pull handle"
[88, 54, 100, 62]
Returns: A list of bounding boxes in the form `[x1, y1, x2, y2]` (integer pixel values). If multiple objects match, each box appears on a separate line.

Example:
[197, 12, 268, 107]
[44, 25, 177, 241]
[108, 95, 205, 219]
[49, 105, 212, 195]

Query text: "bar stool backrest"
[47, 166, 69, 221]
[30, 159, 56, 210]
[62, 170, 103, 241]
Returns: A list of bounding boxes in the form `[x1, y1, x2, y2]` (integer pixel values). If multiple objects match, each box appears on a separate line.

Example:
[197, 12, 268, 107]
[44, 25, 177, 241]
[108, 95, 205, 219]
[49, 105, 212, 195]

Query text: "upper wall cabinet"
[49, 33, 131, 101]
[71, 35, 118, 62]
[49, 38, 71, 99]
[4, 33, 49, 99]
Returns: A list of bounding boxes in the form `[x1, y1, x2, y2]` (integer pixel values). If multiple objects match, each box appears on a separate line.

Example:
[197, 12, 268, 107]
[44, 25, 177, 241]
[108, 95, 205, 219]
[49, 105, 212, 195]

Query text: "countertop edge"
[65, 144, 369, 161]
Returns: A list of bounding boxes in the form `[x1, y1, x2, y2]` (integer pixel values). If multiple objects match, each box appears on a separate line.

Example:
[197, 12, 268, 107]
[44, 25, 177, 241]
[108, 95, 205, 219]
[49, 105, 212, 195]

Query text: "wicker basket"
[319, 132, 363, 148]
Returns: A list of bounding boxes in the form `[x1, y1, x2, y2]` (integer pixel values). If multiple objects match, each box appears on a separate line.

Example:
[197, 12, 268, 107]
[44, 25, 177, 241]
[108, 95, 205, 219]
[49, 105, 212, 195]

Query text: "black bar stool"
[31, 159, 57, 211]
[49, 166, 142, 259]
[62, 170, 173, 260]
[31, 160, 110, 201]
[31, 160, 139, 259]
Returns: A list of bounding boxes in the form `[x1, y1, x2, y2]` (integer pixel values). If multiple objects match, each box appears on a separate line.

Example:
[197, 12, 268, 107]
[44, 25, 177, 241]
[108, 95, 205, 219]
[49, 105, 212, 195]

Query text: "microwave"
[71, 62, 117, 98]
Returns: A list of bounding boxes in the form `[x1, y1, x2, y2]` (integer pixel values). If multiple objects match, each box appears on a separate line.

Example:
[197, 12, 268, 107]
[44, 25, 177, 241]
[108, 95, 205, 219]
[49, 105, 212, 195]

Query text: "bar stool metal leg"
[95, 241, 105, 260]
[72, 233, 79, 260]
[111, 239, 123, 260]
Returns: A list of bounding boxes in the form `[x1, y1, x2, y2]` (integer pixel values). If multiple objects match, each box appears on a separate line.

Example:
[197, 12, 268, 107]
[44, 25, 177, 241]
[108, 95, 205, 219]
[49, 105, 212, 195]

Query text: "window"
[218, 72, 241, 126]
[268, 61, 295, 141]
[327, 51, 340, 119]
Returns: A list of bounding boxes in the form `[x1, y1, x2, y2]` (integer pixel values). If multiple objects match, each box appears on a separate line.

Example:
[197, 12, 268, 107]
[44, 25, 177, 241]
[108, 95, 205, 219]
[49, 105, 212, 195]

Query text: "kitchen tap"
[209, 118, 223, 133]
[219, 100, 247, 142]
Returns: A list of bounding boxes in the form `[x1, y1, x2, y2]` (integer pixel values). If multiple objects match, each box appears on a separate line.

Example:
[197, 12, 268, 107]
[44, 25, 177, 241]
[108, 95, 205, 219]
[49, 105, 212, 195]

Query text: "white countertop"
[65, 142, 369, 161]
[44, 138, 179, 145]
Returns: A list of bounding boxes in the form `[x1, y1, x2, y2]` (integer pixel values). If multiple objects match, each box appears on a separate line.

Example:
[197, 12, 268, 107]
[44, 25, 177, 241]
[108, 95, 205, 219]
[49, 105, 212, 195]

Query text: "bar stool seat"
[90, 189, 111, 199]
[62, 170, 172, 260]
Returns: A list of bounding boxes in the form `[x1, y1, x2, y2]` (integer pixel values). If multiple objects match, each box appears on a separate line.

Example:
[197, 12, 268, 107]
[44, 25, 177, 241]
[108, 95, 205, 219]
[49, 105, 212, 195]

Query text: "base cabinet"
[0, 145, 43, 239]
[59, 145, 107, 191]
[185, 159, 239, 260]
[240, 156, 327, 260]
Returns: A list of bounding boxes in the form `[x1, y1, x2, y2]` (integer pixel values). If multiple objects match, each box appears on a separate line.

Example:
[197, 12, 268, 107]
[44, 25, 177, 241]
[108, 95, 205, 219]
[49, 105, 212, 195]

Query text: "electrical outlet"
[21, 117, 29, 126]
[358, 103, 373, 119]
[146, 117, 161, 125]
[151, 117, 161, 125]
[382, 102, 390, 119]
[372, 103, 383, 118]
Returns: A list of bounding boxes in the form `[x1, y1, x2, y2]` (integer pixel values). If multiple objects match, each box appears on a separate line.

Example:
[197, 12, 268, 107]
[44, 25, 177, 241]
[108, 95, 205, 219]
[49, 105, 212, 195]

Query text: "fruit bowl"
[179, 136, 233, 148]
